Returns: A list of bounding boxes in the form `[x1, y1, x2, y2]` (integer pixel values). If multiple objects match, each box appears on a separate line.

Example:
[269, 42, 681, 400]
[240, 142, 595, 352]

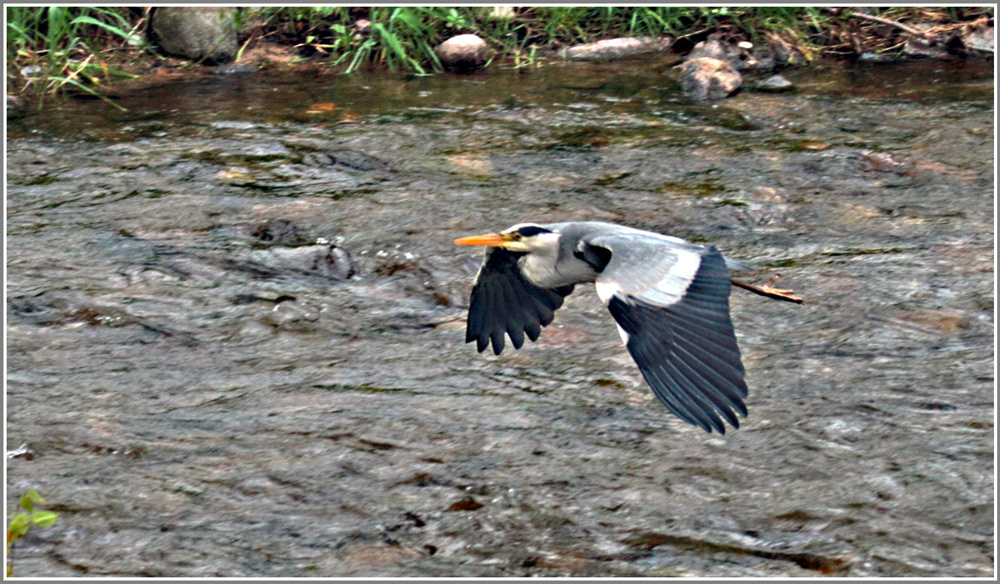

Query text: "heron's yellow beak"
[454, 233, 509, 247]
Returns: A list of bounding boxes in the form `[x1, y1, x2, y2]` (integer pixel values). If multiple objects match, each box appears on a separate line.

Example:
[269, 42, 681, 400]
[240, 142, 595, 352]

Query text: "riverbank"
[5, 6, 994, 104]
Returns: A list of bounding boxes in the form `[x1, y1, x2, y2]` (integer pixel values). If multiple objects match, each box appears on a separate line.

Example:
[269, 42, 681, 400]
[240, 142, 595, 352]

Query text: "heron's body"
[513, 221, 745, 289]
[455, 221, 801, 434]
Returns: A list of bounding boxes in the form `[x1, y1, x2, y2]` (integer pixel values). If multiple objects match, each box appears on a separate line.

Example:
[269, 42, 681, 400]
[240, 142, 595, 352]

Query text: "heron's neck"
[519, 247, 596, 289]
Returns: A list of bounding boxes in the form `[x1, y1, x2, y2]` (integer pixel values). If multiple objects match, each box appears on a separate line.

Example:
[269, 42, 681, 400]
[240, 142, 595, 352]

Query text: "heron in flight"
[454, 221, 802, 434]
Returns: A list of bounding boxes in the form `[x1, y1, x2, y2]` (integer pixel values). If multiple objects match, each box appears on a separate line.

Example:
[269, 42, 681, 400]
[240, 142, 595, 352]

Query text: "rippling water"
[6, 56, 994, 576]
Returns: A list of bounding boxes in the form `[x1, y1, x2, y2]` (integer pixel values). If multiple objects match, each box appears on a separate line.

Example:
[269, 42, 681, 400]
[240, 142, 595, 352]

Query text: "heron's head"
[454, 223, 559, 253]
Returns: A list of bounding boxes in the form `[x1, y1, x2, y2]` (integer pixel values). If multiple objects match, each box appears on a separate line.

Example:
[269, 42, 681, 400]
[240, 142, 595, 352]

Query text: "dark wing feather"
[466, 247, 574, 355]
[603, 248, 748, 433]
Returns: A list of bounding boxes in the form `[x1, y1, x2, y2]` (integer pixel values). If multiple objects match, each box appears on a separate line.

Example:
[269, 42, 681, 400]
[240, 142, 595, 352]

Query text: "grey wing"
[586, 234, 748, 434]
[466, 247, 574, 356]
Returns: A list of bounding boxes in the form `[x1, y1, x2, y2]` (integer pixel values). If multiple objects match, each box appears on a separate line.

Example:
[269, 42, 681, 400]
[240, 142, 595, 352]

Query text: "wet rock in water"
[250, 244, 354, 280]
[336, 542, 422, 569]
[148, 7, 238, 64]
[9, 290, 131, 328]
[961, 23, 994, 53]
[900, 308, 972, 334]
[858, 51, 897, 63]
[750, 42, 808, 71]
[231, 293, 297, 306]
[210, 65, 257, 76]
[563, 37, 673, 62]
[860, 150, 910, 174]
[904, 39, 953, 60]
[6, 290, 183, 343]
[6, 95, 29, 119]
[260, 300, 320, 333]
[749, 74, 795, 93]
[306, 149, 392, 173]
[904, 23, 960, 60]
[367, 249, 464, 307]
[688, 35, 757, 71]
[435, 34, 490, 72]
[447, 495, 484, 511]
[249, 218, 313, 247]
[675, 58, 742, 101]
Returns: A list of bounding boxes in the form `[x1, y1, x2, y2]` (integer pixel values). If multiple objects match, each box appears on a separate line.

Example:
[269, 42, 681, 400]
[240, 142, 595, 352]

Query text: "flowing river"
[6, 56, 994, 576]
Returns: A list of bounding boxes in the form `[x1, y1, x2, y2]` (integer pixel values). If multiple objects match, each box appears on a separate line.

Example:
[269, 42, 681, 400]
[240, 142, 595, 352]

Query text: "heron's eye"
[509, 233, 522, 240]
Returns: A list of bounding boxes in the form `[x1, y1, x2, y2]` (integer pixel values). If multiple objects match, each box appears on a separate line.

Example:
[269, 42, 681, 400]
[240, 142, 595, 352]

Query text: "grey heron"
[454, 221, 802, 434]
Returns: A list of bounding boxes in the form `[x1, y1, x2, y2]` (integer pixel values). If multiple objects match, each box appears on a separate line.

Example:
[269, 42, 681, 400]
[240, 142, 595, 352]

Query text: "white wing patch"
[595, 280, 622, 304]
[583, 225, 707, 310]
[596, 282, 631, 344]
[648, 249, 701, 305]
[614, 323, 630, 345]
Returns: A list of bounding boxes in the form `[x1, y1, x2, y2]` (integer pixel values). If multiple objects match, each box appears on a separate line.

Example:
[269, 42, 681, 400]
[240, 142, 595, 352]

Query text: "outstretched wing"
[465, 247, 574, 355]
[585, 232, 748, 434]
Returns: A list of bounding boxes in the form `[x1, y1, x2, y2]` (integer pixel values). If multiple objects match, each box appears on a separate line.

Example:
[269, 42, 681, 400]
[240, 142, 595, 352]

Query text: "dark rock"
[904, 39, 953, 60]
[564, 37, 673, 62]
[750, 42, 808, 71]
[308, 150, 392, 173]
[688, 35, 757, 71]
[904, 23, 959, 60]
[675, 57, 742, 101]
[772, 42, 808, 67]
[7, 95, 29, 119]
[447, 496, 484, 511]
[149, 7, 238, 64]
[249, 219, 312, 247]
[435, 34, 490, 72]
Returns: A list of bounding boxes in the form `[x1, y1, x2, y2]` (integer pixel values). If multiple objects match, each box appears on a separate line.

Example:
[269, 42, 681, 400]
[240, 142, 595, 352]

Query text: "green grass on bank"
[7, 6, 142, 105]
[250, 6, 840, 72]
[6, 6, 994, 99]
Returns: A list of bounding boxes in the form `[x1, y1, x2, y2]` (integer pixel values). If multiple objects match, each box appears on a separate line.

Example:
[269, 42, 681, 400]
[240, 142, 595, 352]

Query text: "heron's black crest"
[512, 225, 553, 238]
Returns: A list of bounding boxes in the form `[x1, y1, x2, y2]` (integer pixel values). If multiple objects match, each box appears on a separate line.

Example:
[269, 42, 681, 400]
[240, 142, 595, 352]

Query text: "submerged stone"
[249, 219, 313, 247]
[250, 244, 354, 280]
[675, 57, 742, 101]
[750, 74, 795, 93]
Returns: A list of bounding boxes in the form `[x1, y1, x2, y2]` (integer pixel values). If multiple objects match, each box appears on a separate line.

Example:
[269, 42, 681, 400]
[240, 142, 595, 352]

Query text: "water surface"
[6, 56, 994, 577]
